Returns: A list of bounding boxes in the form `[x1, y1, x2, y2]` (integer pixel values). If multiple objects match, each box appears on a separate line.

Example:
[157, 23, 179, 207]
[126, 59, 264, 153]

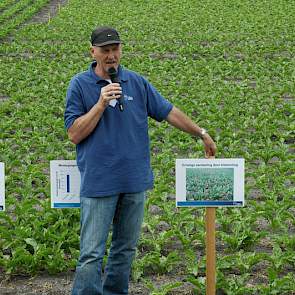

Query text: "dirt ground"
[25, 0, 69, 24]
[0, 271, 150, 295]
[0, 271, 200, 294]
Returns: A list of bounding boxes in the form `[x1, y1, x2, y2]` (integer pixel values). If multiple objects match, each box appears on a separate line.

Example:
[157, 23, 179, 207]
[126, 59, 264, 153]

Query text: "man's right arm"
[67, 82, 122, 144]
[68, 102, 105, 144]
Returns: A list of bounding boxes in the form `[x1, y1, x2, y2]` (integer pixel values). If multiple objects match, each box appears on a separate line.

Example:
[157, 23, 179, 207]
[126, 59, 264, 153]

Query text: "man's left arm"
[166, 106, 217, 158]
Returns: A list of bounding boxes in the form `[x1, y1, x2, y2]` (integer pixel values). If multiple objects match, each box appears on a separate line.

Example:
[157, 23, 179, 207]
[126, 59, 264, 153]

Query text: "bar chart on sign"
[50, 160, 81, 208]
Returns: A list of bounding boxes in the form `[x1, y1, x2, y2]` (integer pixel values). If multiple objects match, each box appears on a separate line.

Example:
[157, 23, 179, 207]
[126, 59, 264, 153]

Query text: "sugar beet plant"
[0, 0, 294, 293]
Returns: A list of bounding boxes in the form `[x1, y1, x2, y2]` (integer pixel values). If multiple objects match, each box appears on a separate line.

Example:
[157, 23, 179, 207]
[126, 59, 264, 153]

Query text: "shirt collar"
[89, 61, 128, 84]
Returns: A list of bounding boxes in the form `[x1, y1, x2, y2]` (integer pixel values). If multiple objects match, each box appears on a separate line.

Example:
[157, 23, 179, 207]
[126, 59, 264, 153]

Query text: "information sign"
[50, 160, 80, 208]
[176, 158, 244, 207]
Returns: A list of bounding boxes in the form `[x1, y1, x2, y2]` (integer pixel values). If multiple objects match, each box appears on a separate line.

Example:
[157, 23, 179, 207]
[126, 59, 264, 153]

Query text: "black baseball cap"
[91, 26, 121, 47]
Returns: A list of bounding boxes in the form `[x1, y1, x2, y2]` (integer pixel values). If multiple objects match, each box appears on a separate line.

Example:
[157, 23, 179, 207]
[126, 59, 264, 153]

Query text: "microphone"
[107, 67, 123, 111]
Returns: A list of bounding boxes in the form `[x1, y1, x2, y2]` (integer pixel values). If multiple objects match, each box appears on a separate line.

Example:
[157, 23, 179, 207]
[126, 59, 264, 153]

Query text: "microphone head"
[107, 67, 117, 75]
[107, 67, 123, 111]
[107, 67, 118, 82]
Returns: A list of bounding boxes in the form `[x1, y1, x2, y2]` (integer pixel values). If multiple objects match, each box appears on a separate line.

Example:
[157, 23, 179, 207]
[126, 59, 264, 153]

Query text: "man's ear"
[90, 47, 94, 57]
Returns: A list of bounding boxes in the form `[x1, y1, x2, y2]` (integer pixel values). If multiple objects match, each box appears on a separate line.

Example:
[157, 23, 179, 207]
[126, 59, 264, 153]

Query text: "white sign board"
[50, 160, 80, 208]
[176, 158, 244, 207]
[0, 163, 5, 211]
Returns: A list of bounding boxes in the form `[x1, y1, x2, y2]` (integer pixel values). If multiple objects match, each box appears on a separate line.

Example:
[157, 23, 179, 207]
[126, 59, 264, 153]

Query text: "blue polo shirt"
[64, 62, 173, 197]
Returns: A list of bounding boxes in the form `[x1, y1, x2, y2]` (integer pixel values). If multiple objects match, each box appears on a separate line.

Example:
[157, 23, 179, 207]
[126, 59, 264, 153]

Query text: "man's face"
[91, 43, 122, 77]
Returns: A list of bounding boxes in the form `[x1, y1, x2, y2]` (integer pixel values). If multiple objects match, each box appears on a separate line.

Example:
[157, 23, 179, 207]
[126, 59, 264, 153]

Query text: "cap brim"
[93, 40, 121, 47]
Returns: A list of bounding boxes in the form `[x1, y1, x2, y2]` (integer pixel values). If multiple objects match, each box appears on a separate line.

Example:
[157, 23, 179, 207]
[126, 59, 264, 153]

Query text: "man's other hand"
[202, 134, 217, 158]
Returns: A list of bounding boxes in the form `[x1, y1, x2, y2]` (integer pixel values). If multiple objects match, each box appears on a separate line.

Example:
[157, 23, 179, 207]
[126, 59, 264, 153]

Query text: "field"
[0, 0, 294, 294]
[186, 168, 234, 201]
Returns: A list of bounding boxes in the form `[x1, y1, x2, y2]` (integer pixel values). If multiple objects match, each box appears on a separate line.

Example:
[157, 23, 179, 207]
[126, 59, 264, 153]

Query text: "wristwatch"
[199, 128, 207, 139]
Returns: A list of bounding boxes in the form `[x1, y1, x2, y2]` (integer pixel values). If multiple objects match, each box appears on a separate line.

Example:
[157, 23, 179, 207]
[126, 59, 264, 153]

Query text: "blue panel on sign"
[177, 201, 243, 207]
[54, 203, 80, 208]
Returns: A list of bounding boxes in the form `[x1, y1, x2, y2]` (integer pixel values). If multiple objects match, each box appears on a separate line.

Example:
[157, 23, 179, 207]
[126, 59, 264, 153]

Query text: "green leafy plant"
[144, 279, 183, 295]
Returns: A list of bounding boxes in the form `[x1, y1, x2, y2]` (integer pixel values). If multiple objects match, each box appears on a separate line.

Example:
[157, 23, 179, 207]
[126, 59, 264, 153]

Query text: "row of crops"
[0, 0, 294, 294]
[0, 0, 50, 39]
[186, 168, 234, 201]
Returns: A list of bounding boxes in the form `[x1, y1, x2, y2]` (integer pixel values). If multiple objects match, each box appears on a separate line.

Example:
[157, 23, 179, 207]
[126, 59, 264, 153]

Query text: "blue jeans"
[72, 192, 146, 295]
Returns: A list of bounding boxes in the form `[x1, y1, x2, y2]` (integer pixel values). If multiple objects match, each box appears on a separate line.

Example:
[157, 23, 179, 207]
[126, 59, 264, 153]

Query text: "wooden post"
[206, 207, 216, 295]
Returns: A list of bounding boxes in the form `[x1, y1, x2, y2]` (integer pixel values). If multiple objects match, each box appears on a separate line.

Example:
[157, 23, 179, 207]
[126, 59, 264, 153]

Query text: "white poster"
[176, 158, 244, 207]
[0, 163, 5, 211]
[50, 160, 80, 208]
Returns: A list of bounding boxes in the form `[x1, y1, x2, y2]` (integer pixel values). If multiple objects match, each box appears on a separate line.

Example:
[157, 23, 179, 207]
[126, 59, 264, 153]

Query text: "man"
[64, 26, 216, 295]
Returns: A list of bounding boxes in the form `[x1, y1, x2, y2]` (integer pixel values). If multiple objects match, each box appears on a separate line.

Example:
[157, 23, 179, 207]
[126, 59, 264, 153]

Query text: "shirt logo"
[124, 94, 134, 101]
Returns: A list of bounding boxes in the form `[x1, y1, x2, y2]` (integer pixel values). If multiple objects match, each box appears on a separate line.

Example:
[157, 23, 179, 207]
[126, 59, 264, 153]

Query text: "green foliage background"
[0, 0, 294, 293]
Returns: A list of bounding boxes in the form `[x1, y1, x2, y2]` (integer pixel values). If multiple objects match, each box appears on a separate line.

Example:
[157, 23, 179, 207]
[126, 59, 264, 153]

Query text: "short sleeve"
[143, 78, 173, 122]
[64, 77, 86, 130]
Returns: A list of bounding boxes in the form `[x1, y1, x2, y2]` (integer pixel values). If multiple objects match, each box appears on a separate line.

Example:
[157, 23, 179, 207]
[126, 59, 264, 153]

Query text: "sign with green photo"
[176, 159, 244, 207]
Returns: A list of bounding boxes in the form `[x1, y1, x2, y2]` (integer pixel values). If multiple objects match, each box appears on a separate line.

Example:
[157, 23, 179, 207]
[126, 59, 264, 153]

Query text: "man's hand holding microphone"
[99, 83, 122, 109]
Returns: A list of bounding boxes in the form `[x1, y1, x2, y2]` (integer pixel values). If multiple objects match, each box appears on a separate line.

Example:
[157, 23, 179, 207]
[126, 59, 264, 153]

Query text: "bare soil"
[0, 271, 150, 295]
[25, 0, 69, 24]
[0, 272, 199, 294]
